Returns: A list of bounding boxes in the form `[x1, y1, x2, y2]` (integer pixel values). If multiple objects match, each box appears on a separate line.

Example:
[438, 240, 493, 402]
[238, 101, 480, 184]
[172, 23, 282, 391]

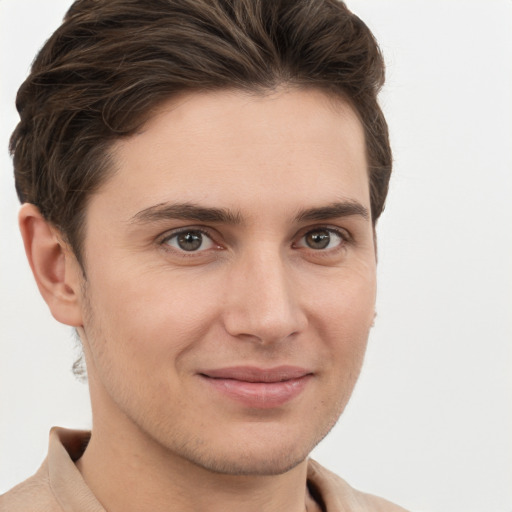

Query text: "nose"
[221, 248, 307, 345]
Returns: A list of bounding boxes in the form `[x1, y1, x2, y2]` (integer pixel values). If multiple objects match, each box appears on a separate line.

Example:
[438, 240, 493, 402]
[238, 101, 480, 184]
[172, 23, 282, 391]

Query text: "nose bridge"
[223, 244, 306, 343]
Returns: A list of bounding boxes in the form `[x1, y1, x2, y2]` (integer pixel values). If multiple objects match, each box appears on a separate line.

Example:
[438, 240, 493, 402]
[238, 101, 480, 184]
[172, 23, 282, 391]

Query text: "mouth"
[198, 366, 313, 408]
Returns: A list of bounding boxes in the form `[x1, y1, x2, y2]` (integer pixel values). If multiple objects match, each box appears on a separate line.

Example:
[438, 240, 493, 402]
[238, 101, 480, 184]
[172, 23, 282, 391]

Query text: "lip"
[198, 366, 313, 409]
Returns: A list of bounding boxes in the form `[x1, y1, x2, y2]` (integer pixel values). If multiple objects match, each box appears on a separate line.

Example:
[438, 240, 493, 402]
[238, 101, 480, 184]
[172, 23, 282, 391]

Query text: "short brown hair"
[11, 0, 391, 264]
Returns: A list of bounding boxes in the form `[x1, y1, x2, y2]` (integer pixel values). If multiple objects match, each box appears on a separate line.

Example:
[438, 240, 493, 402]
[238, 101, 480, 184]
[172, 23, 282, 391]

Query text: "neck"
[76, 408, 316, 512]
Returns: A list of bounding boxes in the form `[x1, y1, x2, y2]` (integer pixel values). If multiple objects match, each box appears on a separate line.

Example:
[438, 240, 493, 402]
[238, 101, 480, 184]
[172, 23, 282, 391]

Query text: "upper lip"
[199, 366, 312, 383]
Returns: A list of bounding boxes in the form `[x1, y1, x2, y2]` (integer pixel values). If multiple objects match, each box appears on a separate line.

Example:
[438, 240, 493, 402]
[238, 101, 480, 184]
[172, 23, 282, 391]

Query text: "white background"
[1, 1, 511, 511]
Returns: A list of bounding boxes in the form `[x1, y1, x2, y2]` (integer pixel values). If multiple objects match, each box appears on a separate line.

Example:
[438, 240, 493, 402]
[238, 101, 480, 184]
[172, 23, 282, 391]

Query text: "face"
[76, 88, 376, 475]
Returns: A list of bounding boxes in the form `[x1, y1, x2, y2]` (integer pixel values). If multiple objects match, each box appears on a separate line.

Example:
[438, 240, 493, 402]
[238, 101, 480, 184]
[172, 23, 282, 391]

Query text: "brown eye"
[177, 232, 203, 251]
[305, 230, 331, 249]
[164, 230, 214, 252]
[297, 228, 345, 251]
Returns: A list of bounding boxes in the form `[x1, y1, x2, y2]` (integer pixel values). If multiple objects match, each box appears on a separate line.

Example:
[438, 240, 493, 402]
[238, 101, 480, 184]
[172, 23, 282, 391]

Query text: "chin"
[187, 446, 310, 476]
[166, 420, 338, 477]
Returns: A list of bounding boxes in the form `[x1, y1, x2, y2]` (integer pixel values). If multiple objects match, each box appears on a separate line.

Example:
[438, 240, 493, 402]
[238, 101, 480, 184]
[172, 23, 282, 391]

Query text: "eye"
[296, 228, 345, 250]
[162, 229, 216, 252]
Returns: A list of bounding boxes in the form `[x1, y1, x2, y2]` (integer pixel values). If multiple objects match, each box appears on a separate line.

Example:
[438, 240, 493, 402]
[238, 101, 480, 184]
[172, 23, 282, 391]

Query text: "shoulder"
[0, 461, 63, 512]
[307, 459, 410, 512]
[1, 428, 104, 512]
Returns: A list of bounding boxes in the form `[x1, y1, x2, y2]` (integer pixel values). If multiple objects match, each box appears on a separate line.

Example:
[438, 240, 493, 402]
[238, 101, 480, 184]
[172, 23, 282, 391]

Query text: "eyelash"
[159, 227, 219, 254]
[293, 226, 350, 251]
[158, 225, 350, 255]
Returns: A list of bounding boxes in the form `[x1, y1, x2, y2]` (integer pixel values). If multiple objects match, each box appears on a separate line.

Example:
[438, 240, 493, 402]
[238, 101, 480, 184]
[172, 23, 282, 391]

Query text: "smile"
[199, 366, 313, 408]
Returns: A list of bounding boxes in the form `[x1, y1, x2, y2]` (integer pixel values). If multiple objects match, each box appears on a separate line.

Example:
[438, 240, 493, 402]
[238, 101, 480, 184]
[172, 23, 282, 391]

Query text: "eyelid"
[293, 224, 351, 244]
[158, 226, 222, 253]
[156, 223, 351, 254]
[159, 226, 211, 242]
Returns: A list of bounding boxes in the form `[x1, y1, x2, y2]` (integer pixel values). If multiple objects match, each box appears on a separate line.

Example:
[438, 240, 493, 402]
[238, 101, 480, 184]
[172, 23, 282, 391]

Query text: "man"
[0, 0, 407, 510]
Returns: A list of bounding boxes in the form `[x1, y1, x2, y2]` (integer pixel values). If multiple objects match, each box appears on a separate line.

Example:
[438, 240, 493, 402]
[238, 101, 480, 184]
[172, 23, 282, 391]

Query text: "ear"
[18, 203, 84, 327]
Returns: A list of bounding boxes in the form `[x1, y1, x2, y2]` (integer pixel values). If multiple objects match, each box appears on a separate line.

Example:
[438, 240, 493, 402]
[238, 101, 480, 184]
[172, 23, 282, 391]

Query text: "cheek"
[311, 262, 376, 332]
[84, 265, 222, 367]
[309, 266, 376, 379]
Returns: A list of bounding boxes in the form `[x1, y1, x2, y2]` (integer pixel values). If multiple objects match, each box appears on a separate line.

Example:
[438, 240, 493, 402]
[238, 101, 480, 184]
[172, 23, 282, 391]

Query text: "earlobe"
[18, 203, 84, 327]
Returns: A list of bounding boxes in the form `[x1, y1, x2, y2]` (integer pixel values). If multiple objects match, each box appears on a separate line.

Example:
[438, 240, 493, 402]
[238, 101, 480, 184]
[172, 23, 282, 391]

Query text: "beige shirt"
[0, 428, 408, 511]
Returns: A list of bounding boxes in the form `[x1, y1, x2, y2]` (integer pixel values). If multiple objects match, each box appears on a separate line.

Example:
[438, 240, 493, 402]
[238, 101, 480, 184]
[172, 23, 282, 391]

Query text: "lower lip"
[201, 375, 311, 409]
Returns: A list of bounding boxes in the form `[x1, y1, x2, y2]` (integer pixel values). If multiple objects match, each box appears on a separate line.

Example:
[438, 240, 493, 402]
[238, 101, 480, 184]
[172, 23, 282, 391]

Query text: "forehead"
[91, 88, 369, 223]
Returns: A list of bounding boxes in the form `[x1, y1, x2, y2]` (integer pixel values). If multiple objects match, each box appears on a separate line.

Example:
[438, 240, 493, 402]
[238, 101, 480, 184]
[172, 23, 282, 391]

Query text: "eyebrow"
[129, 199, 369, 226]
[295, 201, 369, 222]
[129, 202, 243, 225]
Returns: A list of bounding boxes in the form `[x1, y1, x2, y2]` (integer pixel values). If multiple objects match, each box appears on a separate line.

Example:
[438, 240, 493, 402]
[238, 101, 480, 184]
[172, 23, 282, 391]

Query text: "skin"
[20, 88, 377, 512]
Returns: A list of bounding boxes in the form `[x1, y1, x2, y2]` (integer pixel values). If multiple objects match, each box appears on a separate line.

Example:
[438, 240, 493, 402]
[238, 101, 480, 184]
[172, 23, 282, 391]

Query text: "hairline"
[66, 84, 375, 269]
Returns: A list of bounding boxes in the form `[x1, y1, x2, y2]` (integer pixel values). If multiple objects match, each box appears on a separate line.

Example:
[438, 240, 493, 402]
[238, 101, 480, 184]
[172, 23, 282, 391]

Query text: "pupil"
[178, 232, 202, 251]
[306, 230, 330, 249]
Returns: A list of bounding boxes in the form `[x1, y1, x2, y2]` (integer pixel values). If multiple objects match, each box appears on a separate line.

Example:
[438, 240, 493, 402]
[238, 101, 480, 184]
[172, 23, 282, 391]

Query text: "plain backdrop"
[1, 1, 511, 511]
